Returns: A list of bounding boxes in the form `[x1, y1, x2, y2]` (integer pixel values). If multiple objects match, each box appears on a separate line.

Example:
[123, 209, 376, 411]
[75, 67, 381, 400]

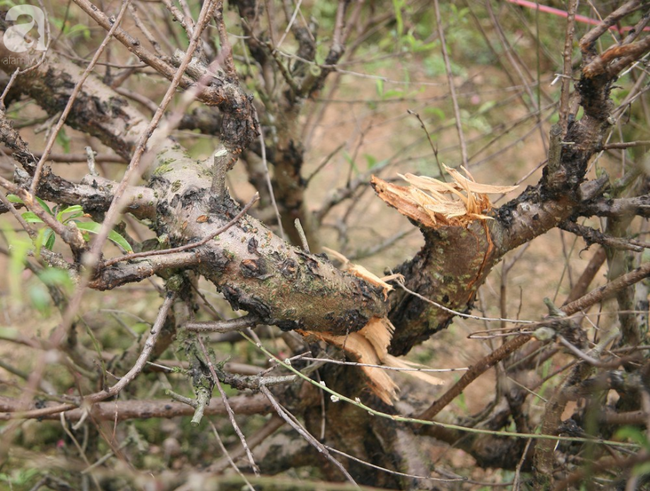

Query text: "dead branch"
[0, 394, 272, 421]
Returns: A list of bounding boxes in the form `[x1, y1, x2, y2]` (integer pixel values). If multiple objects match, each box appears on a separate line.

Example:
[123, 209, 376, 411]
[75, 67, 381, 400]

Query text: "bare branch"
[260, 385, 359, 487]
[433, 0, 467, 167]
[559, 0, 578, 132]
[29, 0, 132, 195]
[0, 394, 271, 421]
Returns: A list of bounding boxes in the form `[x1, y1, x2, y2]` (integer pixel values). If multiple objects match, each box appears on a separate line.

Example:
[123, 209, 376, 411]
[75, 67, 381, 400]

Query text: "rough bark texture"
[388, 222, 496, 355]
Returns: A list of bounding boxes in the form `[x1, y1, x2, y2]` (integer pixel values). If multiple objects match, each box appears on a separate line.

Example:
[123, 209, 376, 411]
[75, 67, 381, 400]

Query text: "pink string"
[506, 0, 650, 34]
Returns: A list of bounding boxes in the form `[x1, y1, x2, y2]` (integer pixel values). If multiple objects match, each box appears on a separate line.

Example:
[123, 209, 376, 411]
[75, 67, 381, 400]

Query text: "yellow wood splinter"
[323, 247, 404, 300]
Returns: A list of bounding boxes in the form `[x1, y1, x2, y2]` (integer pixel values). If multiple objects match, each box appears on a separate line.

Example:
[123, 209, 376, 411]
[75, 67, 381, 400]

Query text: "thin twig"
[0, 190, 36, 239]
[561, 220, 650, 252]
[209, 415, 285, 473]
[196, 336, 260, 475]
[59, 413, 101, 490]
[555, 335, 615, 367]
[349, 228, 415, 261]
[177, 0, 197, 37]
[604, 140, 650, 149]
[512, 438, 533, 491]
[0, 68, 20, 107]
[563, 246, 607, 305]
[1, 293, 175, 421]
[46, 0, 220, 400]
[297, 356, 467, 373]
[259, 385, 359, 488]
[0, 176, 85, 253]
[0, 394, 272, 422]
[559, 0, 579, 132]
[207, 420, 255, 491]
[433, 0, 468, 167]
[324, 444, 468, 484]
[294, 218, 310, 252]
[395, 278, 536, 324]
[486, 0, 547, 110]
[274, 0, 304, 52]
[305, 143, 345, 185]
[129, 2, 163, 55]
[266, 42, 301, 94]
[418, 260, 650, 422]
[256, 342, 640, 448]
[185, 314, 260, 333]
[213, 0, 237, 78]
[563, 261, 650, 315]
[81, 0, 217, 270]
[407, 109, 446, 181]
[253, 107, 285, 240]
[417, 333, 532, 422]
[99, 293, 175, 398]
[161, 0, 192, 36]
[26, 152, 126, 164]
[30, 0, 132, 196]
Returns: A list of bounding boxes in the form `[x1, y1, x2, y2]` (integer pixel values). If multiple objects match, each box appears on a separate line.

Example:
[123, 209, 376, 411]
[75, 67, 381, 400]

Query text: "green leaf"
[38, 267, 74, 292]
[66, 23, 92, 40]
[424, 106, 446, 121]
[35, 197, 53, 215]
[615, 426, 650, 450]
[56, 205, 84, 223]
[34, 227, 54, 254]
[6, 194, 23, 204]
[412, 41, 438, 53]
[477, 100, 497, 114]
[132, 322, 150, 335]
[364, 154, 388, 170]
[75, 221, 133, 253]
[392, 0, 404, 37]
[2, 223, 32, 302]
[0, 467, 39, 486]
[43, 228, 55, 251]
[375, 78, 384, 97]
[21, 212, 43, 224]
[381, 89, 403, 100]
[29, 283, 51, 315]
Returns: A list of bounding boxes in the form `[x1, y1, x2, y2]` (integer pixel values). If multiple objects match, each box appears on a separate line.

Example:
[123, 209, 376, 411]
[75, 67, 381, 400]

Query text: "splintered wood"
[299, 165, 515, 404]
[300, 317, 443, 405]
[322, 246, 403, 300]
[371, 164, 518, 228]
